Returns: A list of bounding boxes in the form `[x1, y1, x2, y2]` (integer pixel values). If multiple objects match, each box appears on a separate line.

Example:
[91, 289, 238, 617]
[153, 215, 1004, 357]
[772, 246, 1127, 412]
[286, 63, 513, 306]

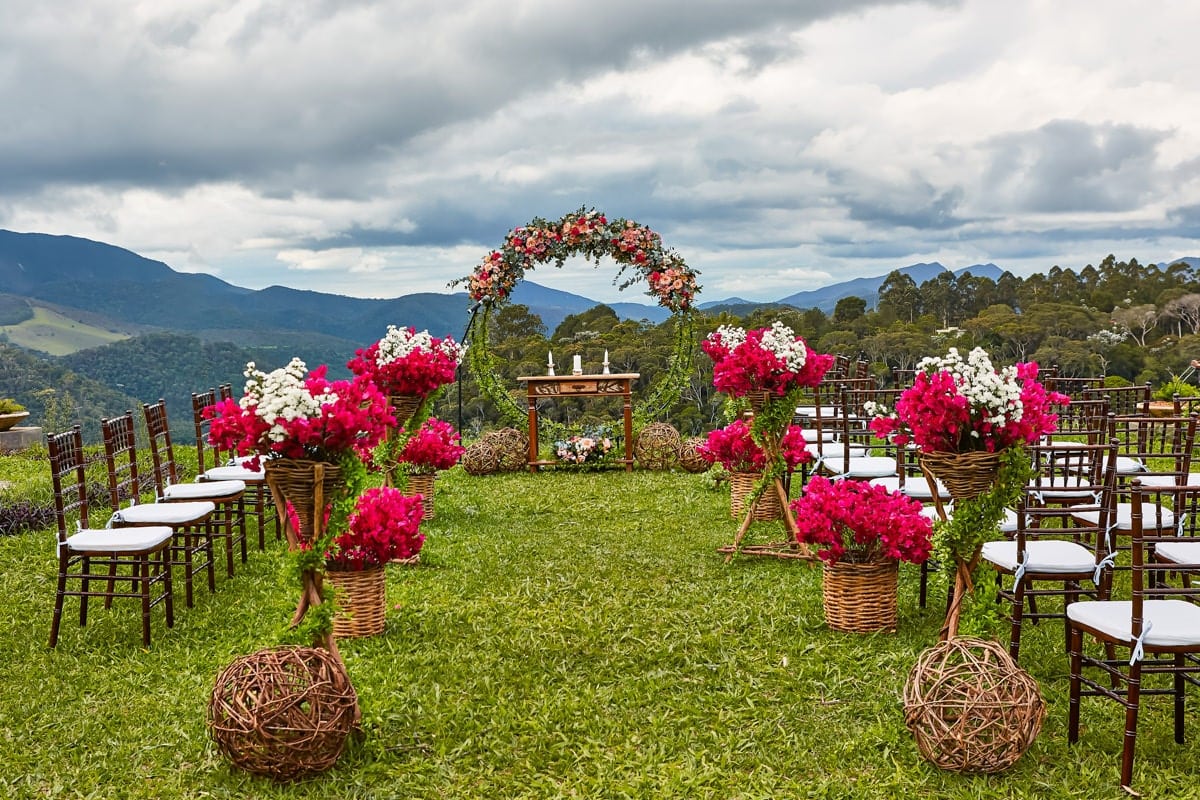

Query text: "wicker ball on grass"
[903, 637, 1045, 773]
[635, 423, 681, 470]
[208, 646, 359, 781]
[678, 436, 711, 474]
[461, 440, 499, 476]
[483, 427, 528, 472]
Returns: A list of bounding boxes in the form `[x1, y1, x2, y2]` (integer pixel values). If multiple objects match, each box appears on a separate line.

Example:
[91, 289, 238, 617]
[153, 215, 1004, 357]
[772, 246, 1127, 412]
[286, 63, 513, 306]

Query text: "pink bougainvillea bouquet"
[702, 321, 834, 398]
[699, 419, 812, 473]
[347, 325, 465, 398]
[790, 476, 934, 565]
[205, 357, 392, 464]
[324, 486, 426, 570]
[398, 417, 466, 474]
[867, 347, 1067, 454]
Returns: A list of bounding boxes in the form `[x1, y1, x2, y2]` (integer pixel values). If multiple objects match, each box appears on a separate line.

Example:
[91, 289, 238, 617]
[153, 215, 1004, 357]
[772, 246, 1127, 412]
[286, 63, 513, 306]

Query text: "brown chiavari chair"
[1083, 382, 1153, 418]
[47, 425, 174, 647]
[192, 388, 276, 548]
[101, 412, 217, 608]
[1068, 481, 1200, 790]
[143, 399, 247, 578]
[981, 440, 1119, 661]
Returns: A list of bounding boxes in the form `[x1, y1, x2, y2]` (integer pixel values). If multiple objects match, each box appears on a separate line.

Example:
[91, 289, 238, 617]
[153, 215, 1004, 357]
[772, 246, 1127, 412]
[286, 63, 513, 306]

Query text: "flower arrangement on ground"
[347, 326, 465, 399]
[699, 419, 811, 473]
[205, 358, 392, 465]
[867, 347, 1067, 454]
[790, 476, 933, 565]
[325, 487, 425, 571]
[702, 322, 834, 398]
[555, 431, 615, 466]
[397, 417, 465, 474]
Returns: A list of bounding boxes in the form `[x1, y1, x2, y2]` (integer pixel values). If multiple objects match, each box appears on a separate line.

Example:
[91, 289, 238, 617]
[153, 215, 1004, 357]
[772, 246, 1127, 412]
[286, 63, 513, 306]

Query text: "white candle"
[573, 354, 582, 374]
[548, 350, 553, 367]
[603, 350, 610, 374]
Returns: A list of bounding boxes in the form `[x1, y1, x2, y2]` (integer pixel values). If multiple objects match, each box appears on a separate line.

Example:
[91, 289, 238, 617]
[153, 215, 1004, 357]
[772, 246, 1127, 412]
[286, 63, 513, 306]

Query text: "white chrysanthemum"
[919, 347, 1026, 424]
[712, 324, 747, 350]
[759, 321, 807, 372]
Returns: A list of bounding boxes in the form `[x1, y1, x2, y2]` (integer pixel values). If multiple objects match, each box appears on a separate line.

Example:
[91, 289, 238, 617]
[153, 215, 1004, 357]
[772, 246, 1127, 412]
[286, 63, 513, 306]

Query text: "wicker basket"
[405, 472, 436, 520]
[326, 566, 386, 638]
[822, 559, 899, 634]
[729, 471, 782, 522]
[919, 450, 1002, 502]
[263, 458, 345, 544]
[388, 393, 423, 426]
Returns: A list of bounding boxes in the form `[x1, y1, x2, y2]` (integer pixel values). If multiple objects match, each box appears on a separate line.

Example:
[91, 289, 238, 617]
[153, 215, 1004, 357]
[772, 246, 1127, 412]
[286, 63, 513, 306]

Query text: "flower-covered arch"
[455, 207, 701, 432]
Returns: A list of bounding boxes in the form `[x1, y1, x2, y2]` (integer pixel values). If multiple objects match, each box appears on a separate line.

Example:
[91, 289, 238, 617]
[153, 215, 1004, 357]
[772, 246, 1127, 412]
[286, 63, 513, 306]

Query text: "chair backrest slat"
[47, 425, 91, 539]
[142, 399, 178, 492]
[101, 412, 145, 509]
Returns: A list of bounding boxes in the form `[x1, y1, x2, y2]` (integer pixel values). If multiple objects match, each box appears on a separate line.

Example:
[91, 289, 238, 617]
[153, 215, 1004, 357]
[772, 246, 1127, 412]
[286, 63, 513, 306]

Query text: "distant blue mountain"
[955, 263, 1005, 281]
[775, 262, 948, 313]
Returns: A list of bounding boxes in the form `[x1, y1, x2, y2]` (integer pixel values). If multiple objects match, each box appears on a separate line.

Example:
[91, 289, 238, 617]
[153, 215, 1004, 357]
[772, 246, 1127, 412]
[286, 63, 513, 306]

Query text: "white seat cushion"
[112, 501, 215, 525]
[1074, 502, 1174, 531]
[869, 475, 947, 501]
[1115, 456, 1147, 475]
[1154, 540, 1200, 566]
[999, 507, 1018, 533]
[800, 428, 840, 443]
[67, 525, 174, 553]
[1135, 473, 1200, 488]
[163, 479, 245, 500]
[204, 465, 266, 481]
[981, 539, 1098, 574]
[1068, 599, 1200, 648]
[1030, 476, 1102, 502]
[821, 456, 897, 479]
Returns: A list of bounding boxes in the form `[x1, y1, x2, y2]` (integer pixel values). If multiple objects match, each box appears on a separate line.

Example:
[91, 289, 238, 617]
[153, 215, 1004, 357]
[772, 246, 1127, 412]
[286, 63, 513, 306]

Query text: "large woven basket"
[264, 458, 345, 544]
[326, 566, 386, 638]
[405, 472, 436, 520]
[919, 450, 1002, 503]
[729, 471, 782, 522]
[822, 558, 899, 634]
[388, 393, 423, 426]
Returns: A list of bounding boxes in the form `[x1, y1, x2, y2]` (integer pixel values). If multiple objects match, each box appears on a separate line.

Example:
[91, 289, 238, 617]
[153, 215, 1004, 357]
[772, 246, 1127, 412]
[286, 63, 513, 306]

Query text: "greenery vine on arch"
[453, 207, 701, 436]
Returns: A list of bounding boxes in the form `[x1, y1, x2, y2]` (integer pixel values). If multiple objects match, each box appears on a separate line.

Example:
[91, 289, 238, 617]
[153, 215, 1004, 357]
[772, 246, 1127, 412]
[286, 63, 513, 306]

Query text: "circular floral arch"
[455, 207, 701, 433]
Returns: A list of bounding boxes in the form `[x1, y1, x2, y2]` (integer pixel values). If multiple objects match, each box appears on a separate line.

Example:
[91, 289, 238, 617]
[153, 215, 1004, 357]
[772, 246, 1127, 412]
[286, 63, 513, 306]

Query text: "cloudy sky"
[3, 0, 1199, 305]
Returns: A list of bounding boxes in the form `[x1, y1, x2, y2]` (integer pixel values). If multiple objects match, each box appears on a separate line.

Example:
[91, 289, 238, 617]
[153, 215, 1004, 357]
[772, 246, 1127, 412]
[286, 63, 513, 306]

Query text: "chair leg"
[104, 557, 118, 610]
[139, 556, 152, 648]
[204, 521, 217, 593]
[1009, 577, 1026, 661]
[1175, 654, 1186, 745]
[50, 555, 69, 648]
[918, 560, 929, 609]
[79, 556, 90, 627]
[222, 508, 236, 579]
[1121, 661, 1143, 789]
[162, 550, 174, 629]
[1068, 624, 1083, 743]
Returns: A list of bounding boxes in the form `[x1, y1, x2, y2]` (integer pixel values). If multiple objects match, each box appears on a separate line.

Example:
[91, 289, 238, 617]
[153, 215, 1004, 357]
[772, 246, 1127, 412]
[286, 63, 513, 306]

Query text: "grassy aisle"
[0, 468, 1193, 798]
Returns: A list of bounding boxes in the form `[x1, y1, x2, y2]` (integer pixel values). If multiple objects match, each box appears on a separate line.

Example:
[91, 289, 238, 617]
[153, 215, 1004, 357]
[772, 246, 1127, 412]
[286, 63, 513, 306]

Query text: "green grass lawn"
[1, 466, 1197, 799]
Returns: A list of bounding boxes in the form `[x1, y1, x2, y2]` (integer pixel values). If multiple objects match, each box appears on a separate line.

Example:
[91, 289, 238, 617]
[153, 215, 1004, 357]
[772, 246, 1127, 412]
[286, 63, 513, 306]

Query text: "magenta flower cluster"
[347, 326, 464, 398]
[399, 417, 466, 473]
[790, 476, 933, 565]
[868, 349, 1066, 454]
[702, 323, 834, 398]
[326, 486, 426, 570]
[700, 419, 812, 473]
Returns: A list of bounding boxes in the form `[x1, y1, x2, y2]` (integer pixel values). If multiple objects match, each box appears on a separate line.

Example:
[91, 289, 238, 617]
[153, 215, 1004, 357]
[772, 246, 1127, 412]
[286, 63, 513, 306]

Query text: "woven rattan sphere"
[484, 427, 528, 472]
[635, 423, 681, 470]
[677, 436, 711, 474]
[208, 646, 359, 781]
[461, 440, 499, 476]
[903, 637, 1045, 773]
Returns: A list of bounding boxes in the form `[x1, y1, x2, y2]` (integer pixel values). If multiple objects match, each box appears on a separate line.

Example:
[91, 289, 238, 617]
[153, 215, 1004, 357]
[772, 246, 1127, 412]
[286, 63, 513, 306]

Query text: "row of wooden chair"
[46, 392, 273, 649]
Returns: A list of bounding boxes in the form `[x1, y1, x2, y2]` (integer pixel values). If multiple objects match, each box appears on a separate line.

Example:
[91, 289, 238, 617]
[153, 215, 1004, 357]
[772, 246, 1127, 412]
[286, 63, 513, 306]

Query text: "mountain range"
[0, 230, 1012, 347]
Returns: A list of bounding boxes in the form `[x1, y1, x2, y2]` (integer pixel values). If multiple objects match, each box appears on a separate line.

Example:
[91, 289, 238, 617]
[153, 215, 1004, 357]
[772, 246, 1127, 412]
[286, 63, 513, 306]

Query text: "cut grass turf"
[0, 467, 1195, 798]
